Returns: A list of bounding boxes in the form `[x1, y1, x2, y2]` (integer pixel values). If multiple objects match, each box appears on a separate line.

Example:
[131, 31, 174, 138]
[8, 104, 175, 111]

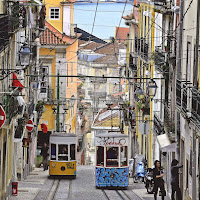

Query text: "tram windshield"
[58, 144, 68, 161]
[120, 146, 127, 166]
[96, 146, 104, 166]
[106, 147, 119, 167]
[51, 144, 56, 160]
[70, 144, 76, 160]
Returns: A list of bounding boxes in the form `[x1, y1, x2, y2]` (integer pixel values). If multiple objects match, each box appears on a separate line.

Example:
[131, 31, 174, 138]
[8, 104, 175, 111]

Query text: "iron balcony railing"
[191, 88, 200, 126]
[176, 79, 181, 107]
[154, 47, 166, 72]
[154, 113, 164, 135]
[182, 83, 188, 114]
[0, 15, 9, 52]
[3, 94, 24, 124]
[15, 117, 26, 138]
[164, 102, 175, 142]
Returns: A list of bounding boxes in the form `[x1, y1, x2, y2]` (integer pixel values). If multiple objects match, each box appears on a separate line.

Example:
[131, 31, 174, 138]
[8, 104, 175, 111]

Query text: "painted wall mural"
[96, 167, 128, 187]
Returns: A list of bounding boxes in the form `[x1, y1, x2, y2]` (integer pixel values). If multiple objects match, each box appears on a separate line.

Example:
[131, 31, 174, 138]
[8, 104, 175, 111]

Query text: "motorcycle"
[133, 162, 145, 183]
[144, 168, 154, 194]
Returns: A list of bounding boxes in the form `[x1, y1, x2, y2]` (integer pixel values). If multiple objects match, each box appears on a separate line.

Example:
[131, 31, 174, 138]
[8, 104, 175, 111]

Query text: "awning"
[157, 134, 176, 152]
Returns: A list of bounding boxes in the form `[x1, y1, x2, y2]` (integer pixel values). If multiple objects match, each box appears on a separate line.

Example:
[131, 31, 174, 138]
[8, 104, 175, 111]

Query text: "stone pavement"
[129, 178, 171, 200]
[10, 168, 48, 200]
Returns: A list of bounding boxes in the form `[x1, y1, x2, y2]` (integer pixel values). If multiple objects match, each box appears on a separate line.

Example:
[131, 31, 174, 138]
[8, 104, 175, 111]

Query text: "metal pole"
[57, 70, 60, 132]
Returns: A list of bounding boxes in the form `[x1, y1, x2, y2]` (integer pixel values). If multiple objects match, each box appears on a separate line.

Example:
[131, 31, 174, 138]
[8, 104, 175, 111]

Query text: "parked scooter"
[133, 162, 145, 183]
[144, 168, 154, 194]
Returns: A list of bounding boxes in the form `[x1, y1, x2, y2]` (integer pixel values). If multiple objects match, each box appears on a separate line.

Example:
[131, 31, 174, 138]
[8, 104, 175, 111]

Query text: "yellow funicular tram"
[49, 132, 77, 178]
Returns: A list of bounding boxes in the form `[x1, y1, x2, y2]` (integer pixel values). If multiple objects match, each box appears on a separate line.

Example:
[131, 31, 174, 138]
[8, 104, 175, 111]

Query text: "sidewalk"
[129, 178, 171, 200]
[10, 168, 48, 200]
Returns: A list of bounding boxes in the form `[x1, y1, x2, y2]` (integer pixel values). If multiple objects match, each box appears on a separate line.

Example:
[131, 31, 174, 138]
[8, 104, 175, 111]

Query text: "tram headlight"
[52, 163, 56, 168]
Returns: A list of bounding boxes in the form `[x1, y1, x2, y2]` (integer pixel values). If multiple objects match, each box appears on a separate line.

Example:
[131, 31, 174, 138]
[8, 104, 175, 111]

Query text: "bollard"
[12, 182, 18, 196]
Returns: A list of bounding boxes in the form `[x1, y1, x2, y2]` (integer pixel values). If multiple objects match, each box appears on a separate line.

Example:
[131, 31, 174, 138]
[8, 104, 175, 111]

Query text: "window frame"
[49, 7, 60, 20]
[106, 146, 119, 168]
[96, 146, 104, 167]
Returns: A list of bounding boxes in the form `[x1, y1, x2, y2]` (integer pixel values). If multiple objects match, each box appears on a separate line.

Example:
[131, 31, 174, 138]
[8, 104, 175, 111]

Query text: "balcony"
[0, 15, 9, 52]
[28, 100, 35, 116]
[176, 79, 181, 108]
[164, 102, 175, 142]
[15, 117, 26, 138]
[154, 113, 164, 135]
[153, 0, 166, 6]
[90, 77, 107, 83]
[129, 54, 137, 71]
[88, 91, 107, 97]
[182, 83, 188, 114]
[3, 94, 24, 124]
[154, 47, 166, 73]
[191, 88, 200, 127]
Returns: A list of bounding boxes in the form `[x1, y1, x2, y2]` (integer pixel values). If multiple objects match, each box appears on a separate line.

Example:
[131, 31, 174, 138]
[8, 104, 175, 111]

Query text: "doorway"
[180, 139, 185, 194]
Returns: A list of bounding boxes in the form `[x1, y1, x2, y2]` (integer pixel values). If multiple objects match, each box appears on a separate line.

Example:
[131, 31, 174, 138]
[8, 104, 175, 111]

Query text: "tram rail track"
[102, 189, 132, 200]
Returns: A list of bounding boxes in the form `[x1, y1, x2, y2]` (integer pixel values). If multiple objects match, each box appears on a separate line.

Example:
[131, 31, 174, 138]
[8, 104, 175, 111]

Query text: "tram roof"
[50, 132, 76, 137]
[95, 132, 128, 138]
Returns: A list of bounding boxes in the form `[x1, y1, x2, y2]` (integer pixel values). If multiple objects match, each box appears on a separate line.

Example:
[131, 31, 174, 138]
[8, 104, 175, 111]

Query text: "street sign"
[0, 105, 6, 129]
[139, 122, 151, 134]
[26, 119, 34, 132]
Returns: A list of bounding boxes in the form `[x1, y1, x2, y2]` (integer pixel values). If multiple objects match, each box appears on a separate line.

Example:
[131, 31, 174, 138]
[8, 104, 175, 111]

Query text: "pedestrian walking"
[171, 159, 183, 200]
[153, 160, 166, 200]
[41, 143, 49, 171]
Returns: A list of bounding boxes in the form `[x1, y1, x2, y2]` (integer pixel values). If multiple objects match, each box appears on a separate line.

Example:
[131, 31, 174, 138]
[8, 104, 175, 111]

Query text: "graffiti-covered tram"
[95, 132, 129, 188]
[49, 132, 77, 178]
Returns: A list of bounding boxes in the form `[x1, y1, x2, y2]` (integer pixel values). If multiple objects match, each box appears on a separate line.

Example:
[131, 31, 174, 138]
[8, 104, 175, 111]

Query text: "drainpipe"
[192, 0, 200, 198]
[176, 0, 184, 162]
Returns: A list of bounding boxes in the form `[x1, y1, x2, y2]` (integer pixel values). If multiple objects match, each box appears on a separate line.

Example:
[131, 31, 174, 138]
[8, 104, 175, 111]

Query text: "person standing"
[153, 160, 166, 200]
[41, 143, 49, 171]
[171, 159, 183, 200]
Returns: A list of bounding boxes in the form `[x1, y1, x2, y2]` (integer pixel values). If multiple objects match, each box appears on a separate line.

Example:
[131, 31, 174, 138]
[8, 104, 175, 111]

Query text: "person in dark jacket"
[171, 159, 183, 200]
[41, 143, 49, 170]
[153, 160, 166, 200]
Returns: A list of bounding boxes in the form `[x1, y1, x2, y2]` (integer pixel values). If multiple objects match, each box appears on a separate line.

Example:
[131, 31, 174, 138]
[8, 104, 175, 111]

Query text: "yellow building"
[38, 0, 80, 140]
[135, 2, 155, 167]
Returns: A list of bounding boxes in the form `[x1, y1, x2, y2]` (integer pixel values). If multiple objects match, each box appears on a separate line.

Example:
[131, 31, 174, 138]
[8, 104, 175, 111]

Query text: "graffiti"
[96, 137, 126, 146]
[95, 167, 128, 187]
[66, 162, 75, 169]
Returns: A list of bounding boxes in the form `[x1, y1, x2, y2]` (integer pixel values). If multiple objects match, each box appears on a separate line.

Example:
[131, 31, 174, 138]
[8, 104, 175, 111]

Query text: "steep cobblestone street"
[10, 165, 171, 200]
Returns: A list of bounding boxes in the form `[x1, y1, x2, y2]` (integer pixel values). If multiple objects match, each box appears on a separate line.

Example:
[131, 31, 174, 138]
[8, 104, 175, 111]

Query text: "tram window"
[58, 144, 68, 161]
[106, 147, 119, 167]
[70, 144, 76, 160]
[120, 146, 127, 166]
[96, 146, 104, 166]
[51, 144, 56, 160]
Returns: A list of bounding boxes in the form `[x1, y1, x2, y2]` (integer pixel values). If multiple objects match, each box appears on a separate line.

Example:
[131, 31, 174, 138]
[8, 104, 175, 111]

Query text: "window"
[51, 144, 56, 160]
[106, 147, 118, 167]
[50, 8, 60, 20]
[120, 146, 127, 167]
[58, 144, 68, 161]
[96, 146, 104, 166]
[70, 144, 76, 161]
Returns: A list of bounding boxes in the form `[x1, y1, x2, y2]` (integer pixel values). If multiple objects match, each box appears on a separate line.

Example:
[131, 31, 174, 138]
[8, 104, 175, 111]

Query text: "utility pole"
[56, 70, 60, 132]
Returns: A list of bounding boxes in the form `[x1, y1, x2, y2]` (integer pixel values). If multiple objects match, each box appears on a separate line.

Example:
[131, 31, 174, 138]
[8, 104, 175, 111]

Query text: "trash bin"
[12, 182, 18, 196]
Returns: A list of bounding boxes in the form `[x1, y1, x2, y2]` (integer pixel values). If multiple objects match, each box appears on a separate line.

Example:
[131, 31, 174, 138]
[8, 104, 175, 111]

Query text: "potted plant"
[136, 94, 150, 115]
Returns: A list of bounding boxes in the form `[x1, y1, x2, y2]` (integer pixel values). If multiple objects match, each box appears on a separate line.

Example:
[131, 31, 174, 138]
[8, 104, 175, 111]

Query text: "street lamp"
[19, 45, 32, 66]
[146, 79, 158, 100]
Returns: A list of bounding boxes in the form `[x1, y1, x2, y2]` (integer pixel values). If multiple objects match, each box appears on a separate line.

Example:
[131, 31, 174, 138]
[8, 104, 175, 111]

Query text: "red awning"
[41, 123, 48, 133]
[12, 73, 24, 91]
